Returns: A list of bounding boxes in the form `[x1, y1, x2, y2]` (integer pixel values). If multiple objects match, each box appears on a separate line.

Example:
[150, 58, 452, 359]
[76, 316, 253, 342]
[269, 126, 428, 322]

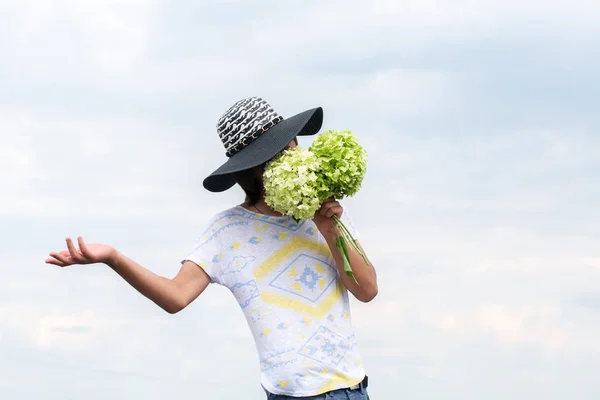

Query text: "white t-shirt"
[182, 204, 366, 396]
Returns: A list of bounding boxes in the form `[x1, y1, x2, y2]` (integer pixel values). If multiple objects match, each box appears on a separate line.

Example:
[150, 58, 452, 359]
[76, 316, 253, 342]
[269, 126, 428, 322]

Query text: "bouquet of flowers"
[263, 129, 369, 283]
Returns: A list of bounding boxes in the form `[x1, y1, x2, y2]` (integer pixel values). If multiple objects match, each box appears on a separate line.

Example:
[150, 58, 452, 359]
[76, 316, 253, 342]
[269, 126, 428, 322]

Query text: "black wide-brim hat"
[203, 97, 323, 192]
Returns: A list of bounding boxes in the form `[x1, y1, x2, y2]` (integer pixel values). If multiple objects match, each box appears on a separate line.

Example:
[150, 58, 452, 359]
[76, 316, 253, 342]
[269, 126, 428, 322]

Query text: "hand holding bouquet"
[263, 130, 369, 283]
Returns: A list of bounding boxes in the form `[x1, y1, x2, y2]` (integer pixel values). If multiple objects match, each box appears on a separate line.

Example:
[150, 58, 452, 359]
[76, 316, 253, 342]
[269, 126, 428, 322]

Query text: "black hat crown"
[217, 97, 284, 157]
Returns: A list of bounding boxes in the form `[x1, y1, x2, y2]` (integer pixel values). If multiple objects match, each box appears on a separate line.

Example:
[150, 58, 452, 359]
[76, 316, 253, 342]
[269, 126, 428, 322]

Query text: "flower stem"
[332, 215, 370, 266]
[330, 218, 358, 284]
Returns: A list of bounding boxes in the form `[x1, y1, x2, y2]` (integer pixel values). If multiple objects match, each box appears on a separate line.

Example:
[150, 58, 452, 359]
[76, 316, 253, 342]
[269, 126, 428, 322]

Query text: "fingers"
[325, 206, 343, 218]
[46, 250, 71, 266]
[65, 237, 85, 262]
[77, 236, 92, 258]
[45, 237, 91, 267]
[319, 200, 343, 219]
[45, 257, 66, 267]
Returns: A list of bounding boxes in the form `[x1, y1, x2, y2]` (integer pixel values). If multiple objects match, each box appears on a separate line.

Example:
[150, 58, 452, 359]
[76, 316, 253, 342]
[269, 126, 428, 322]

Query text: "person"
[45, 97, 378, 399]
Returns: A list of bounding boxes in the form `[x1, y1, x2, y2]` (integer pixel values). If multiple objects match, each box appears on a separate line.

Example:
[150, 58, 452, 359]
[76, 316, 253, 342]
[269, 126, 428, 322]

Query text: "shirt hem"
[260, 373, 366, 397]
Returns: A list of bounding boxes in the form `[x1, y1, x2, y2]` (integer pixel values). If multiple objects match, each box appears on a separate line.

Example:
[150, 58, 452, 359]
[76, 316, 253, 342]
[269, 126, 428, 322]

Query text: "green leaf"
[332, 215, 370, 267]
[335, 235, 359, 285]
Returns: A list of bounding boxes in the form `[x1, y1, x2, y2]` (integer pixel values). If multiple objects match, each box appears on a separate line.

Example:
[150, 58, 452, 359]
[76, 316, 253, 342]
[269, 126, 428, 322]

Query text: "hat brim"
[203, 107, 323, 193]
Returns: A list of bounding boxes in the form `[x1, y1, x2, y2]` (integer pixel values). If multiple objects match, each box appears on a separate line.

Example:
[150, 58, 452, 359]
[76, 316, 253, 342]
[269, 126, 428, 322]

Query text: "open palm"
[45, 237, 116, 267]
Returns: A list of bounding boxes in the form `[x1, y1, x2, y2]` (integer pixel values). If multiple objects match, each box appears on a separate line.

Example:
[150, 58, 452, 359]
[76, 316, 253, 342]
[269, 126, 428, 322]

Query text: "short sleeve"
[181, 219, 228, 285]
[339, 201, 360, 240]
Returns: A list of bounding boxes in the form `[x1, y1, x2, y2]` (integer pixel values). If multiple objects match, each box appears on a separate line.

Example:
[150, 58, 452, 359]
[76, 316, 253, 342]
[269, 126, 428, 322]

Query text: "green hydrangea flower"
[263, 146, 322, 222]
[309, 129, 368, 199]
[262, 132, 370, 284]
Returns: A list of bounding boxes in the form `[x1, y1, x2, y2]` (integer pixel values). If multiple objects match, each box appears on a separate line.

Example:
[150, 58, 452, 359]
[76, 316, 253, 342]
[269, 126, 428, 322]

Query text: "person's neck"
[244, 198, 283, 217]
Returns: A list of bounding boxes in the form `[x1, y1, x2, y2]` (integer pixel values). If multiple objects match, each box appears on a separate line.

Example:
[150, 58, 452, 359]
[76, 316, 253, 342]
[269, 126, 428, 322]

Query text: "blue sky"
[1, 0, 599, 399]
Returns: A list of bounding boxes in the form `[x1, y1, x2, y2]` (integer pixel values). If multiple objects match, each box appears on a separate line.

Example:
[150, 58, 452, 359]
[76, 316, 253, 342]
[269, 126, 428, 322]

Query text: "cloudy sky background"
[1, 0, 599, 398]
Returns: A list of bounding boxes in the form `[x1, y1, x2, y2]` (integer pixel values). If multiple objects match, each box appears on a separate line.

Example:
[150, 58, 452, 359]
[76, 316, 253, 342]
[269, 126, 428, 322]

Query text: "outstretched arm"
[45, 237, 210, 314]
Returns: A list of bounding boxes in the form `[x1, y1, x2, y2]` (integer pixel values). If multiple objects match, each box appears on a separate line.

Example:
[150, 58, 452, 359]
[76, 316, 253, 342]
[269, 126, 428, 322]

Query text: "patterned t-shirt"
[181, 204, 366, 397]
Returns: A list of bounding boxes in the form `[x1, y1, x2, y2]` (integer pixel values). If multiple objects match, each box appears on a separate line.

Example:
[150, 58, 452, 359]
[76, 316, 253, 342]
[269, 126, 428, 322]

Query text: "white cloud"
[0, 305, 102, 350]
[0, 106, 215, 218]
[1, 0, 160, 76]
